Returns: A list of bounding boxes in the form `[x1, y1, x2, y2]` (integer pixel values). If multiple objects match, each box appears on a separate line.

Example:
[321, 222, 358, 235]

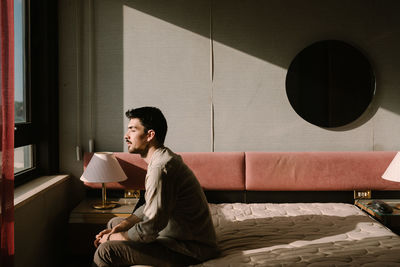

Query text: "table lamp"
[382, 152, 400, 209]
[80, 152, 128, 209]
[382, 152, 400, 182]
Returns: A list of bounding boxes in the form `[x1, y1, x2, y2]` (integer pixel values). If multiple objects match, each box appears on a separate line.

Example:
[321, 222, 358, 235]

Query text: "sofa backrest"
[245, 151, 400, 191]
[83, 152, 245, 191]
[83, 151, 400, 192]
[179, 152, 245, 190]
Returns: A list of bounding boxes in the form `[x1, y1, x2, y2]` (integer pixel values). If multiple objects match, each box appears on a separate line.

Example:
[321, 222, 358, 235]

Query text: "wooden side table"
[68, 198, 139, 265]
[355, 199, 400, 235]
[69, 198, 139, 224]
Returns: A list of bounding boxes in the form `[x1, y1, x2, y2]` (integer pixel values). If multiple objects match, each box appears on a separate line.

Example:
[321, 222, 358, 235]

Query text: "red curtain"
[0, 0, 15, 266]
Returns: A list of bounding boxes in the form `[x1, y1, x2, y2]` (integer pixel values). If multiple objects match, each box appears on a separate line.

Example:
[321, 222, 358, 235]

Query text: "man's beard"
[128, 143, 149, 158]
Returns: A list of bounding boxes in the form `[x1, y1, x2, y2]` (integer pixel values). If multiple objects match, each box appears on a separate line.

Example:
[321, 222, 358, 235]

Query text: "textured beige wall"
[59, 0, 400, 178]
[122, 3, 212, 152]
[14, 178, 74, 267]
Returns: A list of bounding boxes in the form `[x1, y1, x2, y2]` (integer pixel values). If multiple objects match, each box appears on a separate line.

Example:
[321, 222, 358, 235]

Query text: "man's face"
[124, 118, 149, 154]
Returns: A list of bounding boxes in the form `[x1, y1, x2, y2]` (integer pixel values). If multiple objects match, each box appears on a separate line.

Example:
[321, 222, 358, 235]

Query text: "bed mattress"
[196, 203, 400, 266]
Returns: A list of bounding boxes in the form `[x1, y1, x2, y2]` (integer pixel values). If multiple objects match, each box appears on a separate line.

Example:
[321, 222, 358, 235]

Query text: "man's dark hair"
[125, 107, 168, 145]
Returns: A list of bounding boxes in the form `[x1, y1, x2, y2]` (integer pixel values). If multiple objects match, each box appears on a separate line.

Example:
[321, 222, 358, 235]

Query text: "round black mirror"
[286, 40, 375, 128]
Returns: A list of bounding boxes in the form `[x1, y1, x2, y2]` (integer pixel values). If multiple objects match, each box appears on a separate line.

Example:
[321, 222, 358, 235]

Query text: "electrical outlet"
[354, 190, 371, 199]
[124, 189, 140, 199]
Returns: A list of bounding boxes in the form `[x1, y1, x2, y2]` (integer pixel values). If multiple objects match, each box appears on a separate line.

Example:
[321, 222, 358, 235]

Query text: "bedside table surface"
[355, 199, 400, 216]
[355, 199, 400, 235]
[69, 198, 139, 224]
[72, 198, 139, 214]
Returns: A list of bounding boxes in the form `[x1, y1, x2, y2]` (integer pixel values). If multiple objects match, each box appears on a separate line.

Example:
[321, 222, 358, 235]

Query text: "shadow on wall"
[90, 0, 400, 148]
[91, 0, 125, 152]
[121, 0, 400, 118]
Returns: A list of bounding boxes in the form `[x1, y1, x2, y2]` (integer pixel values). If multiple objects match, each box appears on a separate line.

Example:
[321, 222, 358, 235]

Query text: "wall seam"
[88, 0, 95, 152]
[75, 0, 82, 160]
[210, 0, 215, 152]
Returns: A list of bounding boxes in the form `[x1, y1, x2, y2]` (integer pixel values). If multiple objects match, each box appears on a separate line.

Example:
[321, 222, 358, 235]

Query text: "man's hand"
[94, 229, 112, 248]
[96, 231, 130, 246]
[93, 215, 140, 247]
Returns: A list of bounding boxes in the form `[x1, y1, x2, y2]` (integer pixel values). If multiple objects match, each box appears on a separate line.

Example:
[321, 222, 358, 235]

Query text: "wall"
[14, 176, 74, 267]
[59, 0, 400, 178]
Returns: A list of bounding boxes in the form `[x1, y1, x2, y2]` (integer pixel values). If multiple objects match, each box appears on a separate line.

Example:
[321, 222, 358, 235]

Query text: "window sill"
[14, 174, 70, 209]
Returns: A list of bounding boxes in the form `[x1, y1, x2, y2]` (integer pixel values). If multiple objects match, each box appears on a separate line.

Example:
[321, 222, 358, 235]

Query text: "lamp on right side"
[382, 152, 400, 183]
[382, 152, 400, 209]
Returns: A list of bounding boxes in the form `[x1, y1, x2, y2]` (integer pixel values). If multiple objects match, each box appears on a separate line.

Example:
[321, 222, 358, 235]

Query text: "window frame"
[14, 0, 59, 186]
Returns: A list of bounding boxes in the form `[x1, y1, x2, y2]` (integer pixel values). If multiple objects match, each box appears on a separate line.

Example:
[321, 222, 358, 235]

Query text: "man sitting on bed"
[92, 106, 219, 267]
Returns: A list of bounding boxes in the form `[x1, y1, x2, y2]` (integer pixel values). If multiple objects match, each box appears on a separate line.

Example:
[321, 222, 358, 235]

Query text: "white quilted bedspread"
[195, 203, 400, 266]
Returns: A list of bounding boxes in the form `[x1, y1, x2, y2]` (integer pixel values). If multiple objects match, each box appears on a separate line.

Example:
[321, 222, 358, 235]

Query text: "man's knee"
[94, 241, 136, 267]
[93, 242, 115, 267]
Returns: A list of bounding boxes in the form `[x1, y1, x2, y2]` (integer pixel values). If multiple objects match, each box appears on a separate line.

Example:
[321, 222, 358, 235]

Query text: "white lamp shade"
[80, 152, 128, 183]
[382, 152, 400, 182]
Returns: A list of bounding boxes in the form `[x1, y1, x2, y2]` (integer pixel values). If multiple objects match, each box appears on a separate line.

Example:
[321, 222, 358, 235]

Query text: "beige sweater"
[128, 147, 219, 261]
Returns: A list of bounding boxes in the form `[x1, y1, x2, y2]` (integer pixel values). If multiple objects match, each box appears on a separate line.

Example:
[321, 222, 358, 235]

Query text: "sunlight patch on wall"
[121, 5, 212, 152]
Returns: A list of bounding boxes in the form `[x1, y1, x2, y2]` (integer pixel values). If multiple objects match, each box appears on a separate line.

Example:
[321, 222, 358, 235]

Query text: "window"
[14, 0, 26, 124]
[11, 0, 59, 186]
[14, 145, 33, 173]
[13, 0, 35, 184]
[14, 0, 33, 179]
[0, 0, 58, 186]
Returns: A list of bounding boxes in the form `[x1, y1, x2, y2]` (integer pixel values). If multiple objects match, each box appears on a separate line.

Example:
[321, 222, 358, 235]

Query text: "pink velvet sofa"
[84, 151, 400, 202]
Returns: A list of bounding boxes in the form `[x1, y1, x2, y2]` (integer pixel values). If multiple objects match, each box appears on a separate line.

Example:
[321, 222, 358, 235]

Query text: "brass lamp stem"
[102, 182, 107, 206]
[92, 183, 119, 210]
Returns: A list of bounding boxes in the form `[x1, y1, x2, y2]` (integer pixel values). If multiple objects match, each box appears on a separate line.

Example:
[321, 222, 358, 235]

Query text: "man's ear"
[146, 130, 156, 142]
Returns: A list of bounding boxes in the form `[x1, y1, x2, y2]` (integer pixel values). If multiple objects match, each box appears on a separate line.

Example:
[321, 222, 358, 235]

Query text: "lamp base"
[92, 202, 120, 210]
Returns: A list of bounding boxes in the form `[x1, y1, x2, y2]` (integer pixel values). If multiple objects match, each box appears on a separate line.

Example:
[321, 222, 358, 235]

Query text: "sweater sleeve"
[132, 204, 144, 219]
[127, 163, 177, 242]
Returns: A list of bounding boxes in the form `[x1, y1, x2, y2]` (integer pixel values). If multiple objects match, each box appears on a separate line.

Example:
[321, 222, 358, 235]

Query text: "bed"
[198, 202, 400, 266]
[83, 151, 400, 266]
